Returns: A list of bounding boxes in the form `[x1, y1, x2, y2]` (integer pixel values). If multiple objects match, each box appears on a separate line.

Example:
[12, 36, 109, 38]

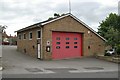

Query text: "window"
[66, 46, 69, 49]
[23, 33, 26, 39]
[56, 37, 60, 40]
[74, 38, 77, 40]
[37, 30, 41, 39]
[56, 42, 60, 44]
[66, 38, 70, 40]
[66, 42, 69, 44]
[74, 42, 77, 44]
[18, 34, 21, 40]
[74, 46, 77, 48]
[56, 46, 60, 49]
[29, 32, 32, 40]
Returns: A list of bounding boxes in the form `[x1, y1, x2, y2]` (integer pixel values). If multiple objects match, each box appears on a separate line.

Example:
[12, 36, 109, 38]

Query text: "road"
[2, 46, 119, 78]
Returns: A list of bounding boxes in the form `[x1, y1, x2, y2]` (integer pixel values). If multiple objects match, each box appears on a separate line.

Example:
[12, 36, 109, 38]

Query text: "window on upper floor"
[23, 33, 26, 40]
[37, 30, 41, 39]
[18, 34, 21, 40]
[29, 32, 32, 40]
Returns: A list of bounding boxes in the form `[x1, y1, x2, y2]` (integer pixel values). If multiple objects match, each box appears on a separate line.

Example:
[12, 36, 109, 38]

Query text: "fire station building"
[16, 13, 106, 60]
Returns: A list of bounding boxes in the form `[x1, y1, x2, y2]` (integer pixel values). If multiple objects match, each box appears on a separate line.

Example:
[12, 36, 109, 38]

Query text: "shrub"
[116, 45, 120, 55]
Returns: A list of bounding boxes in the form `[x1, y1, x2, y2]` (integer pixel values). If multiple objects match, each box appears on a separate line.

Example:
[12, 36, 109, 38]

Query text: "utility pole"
[118, 1, 120, 15]
[0, 25, 7, 46]
[69, 0, 71, 14]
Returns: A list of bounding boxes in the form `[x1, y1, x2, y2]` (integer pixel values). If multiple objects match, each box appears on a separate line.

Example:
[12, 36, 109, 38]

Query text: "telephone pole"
[69, 0, 71, 14]
[118, 1, 120, 15]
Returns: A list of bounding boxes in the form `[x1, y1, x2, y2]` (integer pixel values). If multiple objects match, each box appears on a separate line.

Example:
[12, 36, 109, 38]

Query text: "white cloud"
[0, 0, 119, 36]
[96, 0, 118, 7]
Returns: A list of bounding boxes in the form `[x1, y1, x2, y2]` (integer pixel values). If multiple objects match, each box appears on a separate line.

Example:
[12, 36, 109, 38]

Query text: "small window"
[18, 34, 21, 40]
[56, 46, 60, 49]
[74, 46, 77, 48]
[56, 42, 60, 44]
[66, 46, 69, 49]
[66, 38, 70, 40]
[29, 32, 32, 40]
[74, 38, 77, 40]
[23, 33, 26, 39]
[74, 42, 77, 44]
[56, 37, 60, 40]
[66, 42, 69, 44]
[37, 30, 41, 39]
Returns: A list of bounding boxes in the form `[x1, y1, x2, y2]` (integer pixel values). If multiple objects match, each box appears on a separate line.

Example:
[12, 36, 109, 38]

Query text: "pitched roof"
[16, 13, 106, 41]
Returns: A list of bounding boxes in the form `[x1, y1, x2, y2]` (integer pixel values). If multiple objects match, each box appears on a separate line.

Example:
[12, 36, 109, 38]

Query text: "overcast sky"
[0, 0, 119, 36]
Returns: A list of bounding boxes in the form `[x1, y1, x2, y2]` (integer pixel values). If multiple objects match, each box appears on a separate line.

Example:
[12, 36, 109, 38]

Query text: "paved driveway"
[2, 46, 118, 78]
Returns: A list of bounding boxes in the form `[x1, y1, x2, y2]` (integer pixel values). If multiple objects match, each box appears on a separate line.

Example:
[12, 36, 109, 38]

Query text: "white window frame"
[18, 34, 22, 40]
[37, 30, 41, 39]
[29, 32, 32, 40]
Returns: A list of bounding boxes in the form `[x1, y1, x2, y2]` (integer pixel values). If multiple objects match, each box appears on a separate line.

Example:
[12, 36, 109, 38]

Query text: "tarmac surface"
[1, 46, 119, 78]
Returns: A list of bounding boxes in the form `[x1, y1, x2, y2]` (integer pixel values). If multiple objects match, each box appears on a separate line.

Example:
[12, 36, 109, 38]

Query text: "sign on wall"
[47, 40, 50, 46]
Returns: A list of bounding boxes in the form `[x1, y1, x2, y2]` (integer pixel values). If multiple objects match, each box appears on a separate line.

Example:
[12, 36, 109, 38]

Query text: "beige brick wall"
[17, 16, 105, 60]
[42, 16, 105, 60]
[17, 27, 41, 57]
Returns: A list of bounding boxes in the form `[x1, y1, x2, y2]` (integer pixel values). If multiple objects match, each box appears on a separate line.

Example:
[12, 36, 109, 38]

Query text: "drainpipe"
[0, 27, 3, 73]
[0, 27, 2, 57]
[40, 27, 43, 60]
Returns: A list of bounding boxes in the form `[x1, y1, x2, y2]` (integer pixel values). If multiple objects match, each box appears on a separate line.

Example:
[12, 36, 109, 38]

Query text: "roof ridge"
[15, 13, 106, 41]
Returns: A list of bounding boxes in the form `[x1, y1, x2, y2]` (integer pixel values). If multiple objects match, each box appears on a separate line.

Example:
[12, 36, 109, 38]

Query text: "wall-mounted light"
[46, 46, 50, 52]
[88, 31, 90, 34]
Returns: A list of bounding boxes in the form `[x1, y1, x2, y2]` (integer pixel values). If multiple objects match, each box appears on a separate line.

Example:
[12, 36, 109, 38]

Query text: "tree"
[54, 13, 60, 17]
[0, 25, 7, 32]
[0, 25, 7, 46]
[48, 17, 54, 21]
[98, 13, 120, 54]
[48, 13, 65, 20]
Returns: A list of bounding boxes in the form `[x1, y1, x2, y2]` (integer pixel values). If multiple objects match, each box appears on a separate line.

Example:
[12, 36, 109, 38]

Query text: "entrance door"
[37, 44, 41, 59]
[52, 32, 82, 59]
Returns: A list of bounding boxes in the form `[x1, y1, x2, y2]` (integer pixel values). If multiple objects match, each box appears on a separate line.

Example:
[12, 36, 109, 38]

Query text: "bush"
[116, 45, 120, 55]
[104, 53, 111, 56]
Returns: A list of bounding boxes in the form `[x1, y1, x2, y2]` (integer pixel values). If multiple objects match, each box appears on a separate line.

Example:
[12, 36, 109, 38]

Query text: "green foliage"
[98, 13, 120, 54]
[98, 13, 119, 37]
[48, 13, 65, 21]
[0, 25, 7, 32]
[116, 45, 120, 55]
[48, 17, 54, 21]
[54, 13, 60, 17]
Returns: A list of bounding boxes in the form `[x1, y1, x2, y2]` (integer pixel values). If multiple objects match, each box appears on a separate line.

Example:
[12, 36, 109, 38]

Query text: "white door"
[37, 44, 41, 59]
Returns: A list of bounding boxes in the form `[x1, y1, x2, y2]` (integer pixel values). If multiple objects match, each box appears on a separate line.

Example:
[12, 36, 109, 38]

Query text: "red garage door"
[52, 32, 82, 59]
